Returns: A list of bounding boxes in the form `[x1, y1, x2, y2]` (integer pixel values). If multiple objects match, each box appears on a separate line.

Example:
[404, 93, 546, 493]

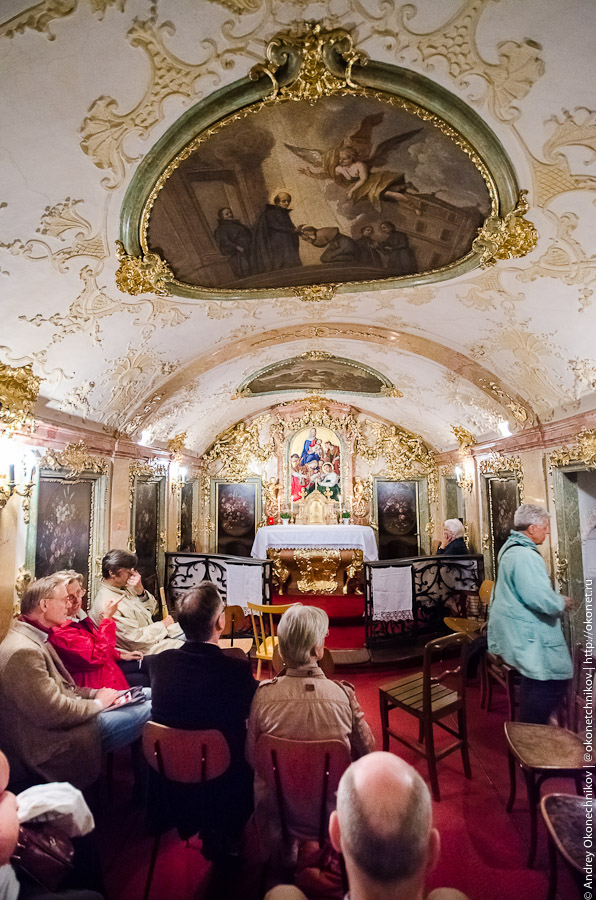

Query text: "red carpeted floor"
[96, 665, 579, 900]
[273, 593, 366, 649]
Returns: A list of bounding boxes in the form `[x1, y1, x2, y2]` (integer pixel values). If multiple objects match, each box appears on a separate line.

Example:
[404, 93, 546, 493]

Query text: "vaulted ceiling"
[1, 0, 595, 457]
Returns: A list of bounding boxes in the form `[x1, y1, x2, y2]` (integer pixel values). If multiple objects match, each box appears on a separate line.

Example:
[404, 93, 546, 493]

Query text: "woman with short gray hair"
[436, 518, 468, 556]
[246, 603, 374, 848]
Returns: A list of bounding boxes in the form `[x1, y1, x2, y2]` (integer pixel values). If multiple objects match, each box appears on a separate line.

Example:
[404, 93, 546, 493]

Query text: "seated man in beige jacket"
[90, 550, 183, 655]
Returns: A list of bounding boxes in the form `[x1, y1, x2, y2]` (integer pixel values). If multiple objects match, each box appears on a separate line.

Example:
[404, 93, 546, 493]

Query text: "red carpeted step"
[273, 593, 366, 649]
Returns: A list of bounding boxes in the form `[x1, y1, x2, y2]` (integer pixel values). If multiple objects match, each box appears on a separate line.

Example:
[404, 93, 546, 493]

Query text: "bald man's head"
[333, 752, 434, 885]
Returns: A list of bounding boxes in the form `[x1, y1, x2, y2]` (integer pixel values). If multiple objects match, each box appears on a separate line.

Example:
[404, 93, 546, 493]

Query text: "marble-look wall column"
[109, 457, 131, 550]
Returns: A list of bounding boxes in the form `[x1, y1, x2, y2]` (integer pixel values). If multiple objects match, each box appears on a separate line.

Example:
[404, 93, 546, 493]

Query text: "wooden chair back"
[142, 722, 230, 784]
[478, 579, 494, 606]
[247, 601, 296, 676]
[222, 605, 248, 644]
[422, 632, 469, 712]
[254, 735, 350, 846]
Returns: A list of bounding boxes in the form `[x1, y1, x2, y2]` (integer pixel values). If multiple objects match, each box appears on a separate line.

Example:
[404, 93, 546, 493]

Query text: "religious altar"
[251, 524, 378, 595]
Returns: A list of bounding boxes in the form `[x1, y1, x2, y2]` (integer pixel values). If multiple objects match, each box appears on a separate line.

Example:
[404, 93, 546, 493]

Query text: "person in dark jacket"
[435, 519, 468, 556]
[252, 192, 301, 273]
[150, 581, 257, 855]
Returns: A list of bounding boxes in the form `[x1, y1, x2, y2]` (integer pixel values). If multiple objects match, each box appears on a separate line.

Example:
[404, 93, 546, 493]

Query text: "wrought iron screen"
[165, 552, 273, 609]
[364, 554, 484, 648]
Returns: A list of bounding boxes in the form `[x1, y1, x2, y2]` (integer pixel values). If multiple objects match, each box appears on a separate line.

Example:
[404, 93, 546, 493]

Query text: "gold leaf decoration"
[202, 417, 275, 481]
[549, 429, 596, 470]
[0, 362, 40, 432]
[115, 240, 173, 296]
[39, 441, 109, 476]
[353, 422, 438, 502]
[451, 426, 477, 452]
[479, 453, 524, 499]
[293, 284, 338, 303]
[249, 23, 367, 103]
[472, 191, 538, 268]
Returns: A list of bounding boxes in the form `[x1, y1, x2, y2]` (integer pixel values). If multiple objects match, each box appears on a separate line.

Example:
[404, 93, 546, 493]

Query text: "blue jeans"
[96, 688, 151, 753]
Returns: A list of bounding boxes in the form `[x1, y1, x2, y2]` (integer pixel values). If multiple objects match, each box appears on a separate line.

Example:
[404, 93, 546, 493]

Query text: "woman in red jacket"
[49, 570, 143, 689]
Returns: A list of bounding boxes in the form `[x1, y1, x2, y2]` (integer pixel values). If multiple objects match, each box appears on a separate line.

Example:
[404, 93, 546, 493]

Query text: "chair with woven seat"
[379, 632, 471, 801]
[247, 601, 296, 678]
[540, 793, 585, 899]
[444, 578, 494, 638]
[505, 723, 584, 867]
[141, 722, 231, 900]
[254, 734, 351, 850]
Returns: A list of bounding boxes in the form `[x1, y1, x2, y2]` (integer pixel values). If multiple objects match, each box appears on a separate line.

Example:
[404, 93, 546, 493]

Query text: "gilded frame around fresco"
[25, 466, 108, 600]
[118, 24, 528, 302]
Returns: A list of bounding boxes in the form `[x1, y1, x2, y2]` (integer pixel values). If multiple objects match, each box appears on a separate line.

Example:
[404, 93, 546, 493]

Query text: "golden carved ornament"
[202, 417, 275, 481]
[249, 23, 367, 103]
[300, 350, 333, 361]
[452, 425, 477, 454]
[554, 550, 569, 591]
[293, 548, 342, 594]
[479, 453, 524, 499]
[354, 422, 438, 502]
[39, 442, 109, 476]
[263, 476, 284, 519]
[351, 477, 371, 520]
[380, 386, 403, 398]
[549, 429, 596, 470]
[167, 431, 187, 460]
[270, 401, 359, 446]
[477, 378, 530, 425]
[472, 191, 538, 268]
[293, 284, 338, 303]
[0, 362, 41, 432]
[115, 240, 173, 297]
[129, 458, 168, 509]
[15, 567, 33, 604]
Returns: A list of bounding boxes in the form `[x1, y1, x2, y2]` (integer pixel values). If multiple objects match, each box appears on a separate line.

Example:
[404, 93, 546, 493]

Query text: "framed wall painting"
[129, 465, 167, 597]
[373, 478, 421, 560]
[484, 475, 520, 577]
[287, 425, 343, 505]
[179, 479, 197, 551]
[212, 478, 261, 557]
[26, 467, 108, 599]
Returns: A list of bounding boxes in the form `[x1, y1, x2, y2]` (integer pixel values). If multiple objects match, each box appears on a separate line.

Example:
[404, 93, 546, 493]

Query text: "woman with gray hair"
[246, 604, 374, 845]
[436, 519, 468, 556]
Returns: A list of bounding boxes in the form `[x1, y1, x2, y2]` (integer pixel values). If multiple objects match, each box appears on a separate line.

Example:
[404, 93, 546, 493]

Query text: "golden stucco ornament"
[39, 441, 109, 477]
[0, 362, 40, 432]
[249, 23, 367, 103]
[115, 240, 173, 296]
[472, 190, 538, 268]
[549, 428, 596, 469]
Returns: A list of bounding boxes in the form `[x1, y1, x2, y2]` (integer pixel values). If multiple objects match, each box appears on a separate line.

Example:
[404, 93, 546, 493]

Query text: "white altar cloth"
[251, 524, 378, 561]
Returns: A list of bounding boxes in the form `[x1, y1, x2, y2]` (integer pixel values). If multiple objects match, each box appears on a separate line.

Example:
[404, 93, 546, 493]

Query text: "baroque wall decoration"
[0, 361, 41, 432]
[119, 22, 529, 301]
[549, 429, 596, 470]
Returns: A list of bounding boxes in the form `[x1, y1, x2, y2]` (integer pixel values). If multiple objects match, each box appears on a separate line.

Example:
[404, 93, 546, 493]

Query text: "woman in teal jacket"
[487, 503, 573, 723]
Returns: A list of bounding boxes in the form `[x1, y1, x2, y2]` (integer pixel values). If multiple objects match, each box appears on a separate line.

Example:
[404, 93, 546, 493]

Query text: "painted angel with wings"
[286, 112, 422, 212]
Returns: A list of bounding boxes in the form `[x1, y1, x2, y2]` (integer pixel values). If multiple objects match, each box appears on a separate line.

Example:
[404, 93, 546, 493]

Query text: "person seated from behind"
[246, 604, 374, 847]
[49, 570, 142, 690]
[435, 519, 468, 556]
[265, 752, 469, 900]
[150, 581, 258, 858]
[0, 576, 150, 792]
[90, 550, 182, 656]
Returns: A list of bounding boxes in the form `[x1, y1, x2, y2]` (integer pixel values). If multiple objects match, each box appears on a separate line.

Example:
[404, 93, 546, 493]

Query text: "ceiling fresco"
[0, 0, 595, 456]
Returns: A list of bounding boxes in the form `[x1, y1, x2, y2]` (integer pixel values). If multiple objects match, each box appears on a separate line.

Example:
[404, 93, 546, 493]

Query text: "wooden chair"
[444, 578, 493, 638]
[272, 644, 335, 679]
[254, 735, 351, 848]
[222, 605, 249, 645]
[141, 722, 231, 900]
[379, 632, 471, 801]
[504, 649, 585, 867]
[247, 601, 296, 679]
[540, 793, 585, 899]
[481, 652, 520, 719]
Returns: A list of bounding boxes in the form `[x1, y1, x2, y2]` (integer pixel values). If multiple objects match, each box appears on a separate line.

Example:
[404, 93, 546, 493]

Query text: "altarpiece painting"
[288, 426, 342, 504]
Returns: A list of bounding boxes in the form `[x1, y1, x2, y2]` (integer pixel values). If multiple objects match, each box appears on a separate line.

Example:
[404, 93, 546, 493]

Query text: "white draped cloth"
[225, 563, 263, 613]
[251, 524, 378, 561]
[371, 566, 413, 621]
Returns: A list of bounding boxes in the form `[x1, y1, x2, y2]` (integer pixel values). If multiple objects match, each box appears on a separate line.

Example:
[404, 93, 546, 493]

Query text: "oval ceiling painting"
[239, 354, 398, 398]
[146, 93, 493, 293]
